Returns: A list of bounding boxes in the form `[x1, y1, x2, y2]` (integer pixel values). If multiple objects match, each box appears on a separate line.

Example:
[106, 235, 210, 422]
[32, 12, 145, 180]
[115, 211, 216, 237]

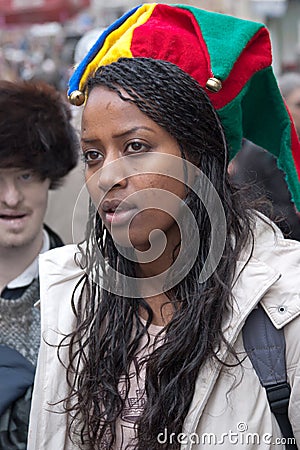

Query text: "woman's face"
[81, 86, 191, 252]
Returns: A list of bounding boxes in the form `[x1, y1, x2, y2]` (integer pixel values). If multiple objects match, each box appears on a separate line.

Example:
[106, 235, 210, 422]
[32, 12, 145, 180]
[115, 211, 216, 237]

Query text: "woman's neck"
[136, 222, 180, 278]
[135, 226, 180, 326]
[139, 292, 174, 326]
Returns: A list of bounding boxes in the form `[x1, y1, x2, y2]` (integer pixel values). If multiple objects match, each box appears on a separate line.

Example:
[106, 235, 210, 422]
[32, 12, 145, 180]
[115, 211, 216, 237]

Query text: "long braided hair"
[59, 58, 257, 449]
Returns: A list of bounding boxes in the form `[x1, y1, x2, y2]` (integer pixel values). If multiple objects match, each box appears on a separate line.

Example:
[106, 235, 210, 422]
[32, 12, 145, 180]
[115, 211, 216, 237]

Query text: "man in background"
[229, 72, 300, 241]
[0, 80, 79, 449]
[278, 71, 300, 136]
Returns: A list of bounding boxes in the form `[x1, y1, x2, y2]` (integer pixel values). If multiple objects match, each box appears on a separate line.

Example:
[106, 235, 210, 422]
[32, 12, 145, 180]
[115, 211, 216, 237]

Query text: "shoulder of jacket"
[245, 212, 300, 269]
[39, 243, 85, 288]
[249, 214, 300, 328]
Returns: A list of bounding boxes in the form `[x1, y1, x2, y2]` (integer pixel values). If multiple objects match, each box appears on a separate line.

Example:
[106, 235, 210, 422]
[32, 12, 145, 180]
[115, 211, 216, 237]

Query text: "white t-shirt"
[102, 320, 164, 449]
[6, 229, 50, 289]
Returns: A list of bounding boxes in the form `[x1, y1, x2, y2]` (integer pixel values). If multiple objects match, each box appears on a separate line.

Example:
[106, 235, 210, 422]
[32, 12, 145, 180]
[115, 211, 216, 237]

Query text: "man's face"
[0, 168, 50, 249]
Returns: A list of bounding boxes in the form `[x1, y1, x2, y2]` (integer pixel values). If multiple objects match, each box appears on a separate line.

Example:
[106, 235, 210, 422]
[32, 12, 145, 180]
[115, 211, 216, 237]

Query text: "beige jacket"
[28, 218, 300, 449]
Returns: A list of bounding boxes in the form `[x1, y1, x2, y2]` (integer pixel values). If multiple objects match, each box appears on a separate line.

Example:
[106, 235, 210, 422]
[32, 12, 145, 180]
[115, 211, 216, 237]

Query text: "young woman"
[28, 4, 300, 450]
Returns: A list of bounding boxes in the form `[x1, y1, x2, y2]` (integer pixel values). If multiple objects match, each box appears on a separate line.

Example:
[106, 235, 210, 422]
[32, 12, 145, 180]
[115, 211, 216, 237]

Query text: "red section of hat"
[130, 4, 212, 88]
[289, 111, 300, 178]
[210, 27, 272, 110]
[131, 5, 271, 113]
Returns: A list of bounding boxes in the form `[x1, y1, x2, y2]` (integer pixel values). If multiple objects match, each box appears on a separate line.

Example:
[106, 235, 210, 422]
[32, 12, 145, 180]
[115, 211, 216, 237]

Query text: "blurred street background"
[1, 0, 299, 243]
[1, 0, 299, 86]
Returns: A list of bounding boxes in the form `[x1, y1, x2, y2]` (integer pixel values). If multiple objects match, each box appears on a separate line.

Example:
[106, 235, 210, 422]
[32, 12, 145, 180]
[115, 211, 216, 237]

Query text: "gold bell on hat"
[206, 77, 222, 93]
[68, 90, 85, 106]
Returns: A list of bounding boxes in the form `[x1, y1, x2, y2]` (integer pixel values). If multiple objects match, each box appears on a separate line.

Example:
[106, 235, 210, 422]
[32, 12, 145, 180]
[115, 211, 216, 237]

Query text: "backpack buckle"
[266, 382, 291, 414]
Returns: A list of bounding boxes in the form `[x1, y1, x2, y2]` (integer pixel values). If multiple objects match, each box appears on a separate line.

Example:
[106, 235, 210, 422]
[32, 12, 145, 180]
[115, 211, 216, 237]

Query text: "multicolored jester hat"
[68, 3, 300, 210]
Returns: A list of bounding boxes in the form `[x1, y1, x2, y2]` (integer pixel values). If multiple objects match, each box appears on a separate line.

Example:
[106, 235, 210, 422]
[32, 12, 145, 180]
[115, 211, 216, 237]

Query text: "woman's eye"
[83, 150, 103, 164]
[127, 141, 150, 154]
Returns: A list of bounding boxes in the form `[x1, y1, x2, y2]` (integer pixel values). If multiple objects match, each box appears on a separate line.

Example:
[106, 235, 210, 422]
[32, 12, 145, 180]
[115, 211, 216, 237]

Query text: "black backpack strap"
[242, 304, 297, 449]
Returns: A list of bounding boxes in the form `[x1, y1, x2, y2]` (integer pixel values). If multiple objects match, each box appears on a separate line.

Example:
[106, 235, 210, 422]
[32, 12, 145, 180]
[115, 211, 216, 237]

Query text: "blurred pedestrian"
[0, 80, 79, 449]
[42, 30, 101, 244]
[229, 139, 300, 240]
[229, 72, 300, 240]
[278, 71, 300, 136]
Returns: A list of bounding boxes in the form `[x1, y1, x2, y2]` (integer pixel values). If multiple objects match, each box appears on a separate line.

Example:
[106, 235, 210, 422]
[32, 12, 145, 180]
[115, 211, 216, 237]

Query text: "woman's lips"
[103, 207, 139, 226]
[101, 199, 139, 226]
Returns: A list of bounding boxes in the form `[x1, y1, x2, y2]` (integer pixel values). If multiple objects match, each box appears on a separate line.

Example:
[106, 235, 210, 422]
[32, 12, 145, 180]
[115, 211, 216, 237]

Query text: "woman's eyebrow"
[81, 127, 155, 144]
[80, 137, 100, 145]
[112, 126, 155, 139]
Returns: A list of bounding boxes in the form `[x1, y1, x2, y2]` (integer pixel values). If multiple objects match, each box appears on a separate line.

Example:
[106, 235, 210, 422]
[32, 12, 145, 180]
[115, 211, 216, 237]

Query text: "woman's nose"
[96, 156, 128, 192]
